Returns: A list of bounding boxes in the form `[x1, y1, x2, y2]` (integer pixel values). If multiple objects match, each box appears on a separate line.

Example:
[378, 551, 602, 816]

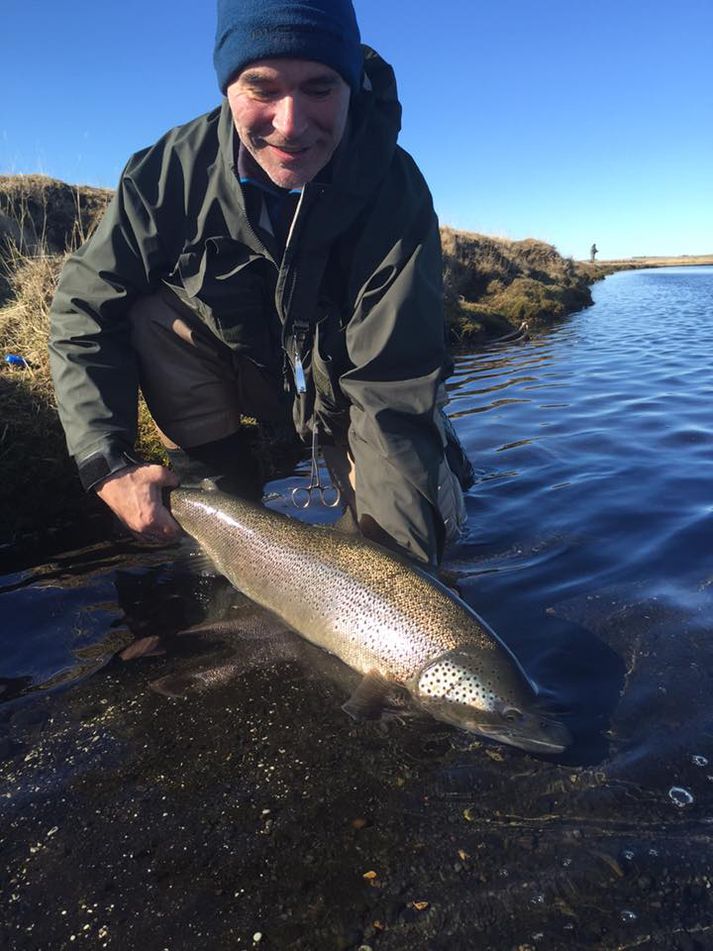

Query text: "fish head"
[411, 647, 571, 755]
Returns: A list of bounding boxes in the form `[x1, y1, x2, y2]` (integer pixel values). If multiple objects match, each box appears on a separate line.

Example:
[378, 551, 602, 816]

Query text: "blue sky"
[3, 0, 711, 259]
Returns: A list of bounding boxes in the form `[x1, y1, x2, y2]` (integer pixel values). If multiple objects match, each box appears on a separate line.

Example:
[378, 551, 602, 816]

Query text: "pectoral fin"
[333, 508, 361, 536]
[172, 548, 223, 577]
[342, 670, 394, 721]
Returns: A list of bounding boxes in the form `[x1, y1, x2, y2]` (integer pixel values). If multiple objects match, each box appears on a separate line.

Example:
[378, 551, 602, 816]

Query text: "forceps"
[291, 425, 341, 509]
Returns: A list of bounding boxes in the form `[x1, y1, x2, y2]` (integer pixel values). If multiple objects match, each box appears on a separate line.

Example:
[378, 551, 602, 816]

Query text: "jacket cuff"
[77, 446, 145, 492]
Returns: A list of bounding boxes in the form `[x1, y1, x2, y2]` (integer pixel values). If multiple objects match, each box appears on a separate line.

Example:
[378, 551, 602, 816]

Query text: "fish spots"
[417, 654, 498, 711]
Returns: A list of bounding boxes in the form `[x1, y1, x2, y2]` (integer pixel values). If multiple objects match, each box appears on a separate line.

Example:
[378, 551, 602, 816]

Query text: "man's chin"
[264, 163, 314, 190]
[272, 170, 309, 189]
[255, 146, 324, 189]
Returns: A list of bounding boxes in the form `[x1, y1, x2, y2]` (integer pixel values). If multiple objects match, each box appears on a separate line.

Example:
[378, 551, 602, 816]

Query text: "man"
[49, 0, 471, 568]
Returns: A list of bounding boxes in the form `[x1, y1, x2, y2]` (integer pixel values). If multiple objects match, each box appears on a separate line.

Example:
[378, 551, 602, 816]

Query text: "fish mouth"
[418, 688, 573, 755]
[477, 720, 572, 755]
[425, 699, 573, 754]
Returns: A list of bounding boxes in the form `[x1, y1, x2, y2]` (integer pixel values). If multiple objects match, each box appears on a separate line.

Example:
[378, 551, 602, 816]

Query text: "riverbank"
[0, 174, 601, 542]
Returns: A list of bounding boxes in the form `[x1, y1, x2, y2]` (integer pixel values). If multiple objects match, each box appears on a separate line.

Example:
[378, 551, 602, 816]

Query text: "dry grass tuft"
[0, 176, 164, 542]
[0, 248, 88, 538]
[2, 252, 63, 375]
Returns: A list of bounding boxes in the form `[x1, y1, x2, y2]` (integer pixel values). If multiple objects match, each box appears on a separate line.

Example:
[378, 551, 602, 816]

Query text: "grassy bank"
[0, 174, 599, 543]
[0, 176, 165, 543]
[441, 227, 598, 343]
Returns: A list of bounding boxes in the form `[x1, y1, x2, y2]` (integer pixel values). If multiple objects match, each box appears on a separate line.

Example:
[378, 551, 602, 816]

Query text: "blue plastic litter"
[5, 354, 30, 368]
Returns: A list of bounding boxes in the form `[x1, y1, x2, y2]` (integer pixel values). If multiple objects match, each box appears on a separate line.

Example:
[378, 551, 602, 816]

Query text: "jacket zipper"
[232, 165, 307, 393]
[278, 186, 311, 395]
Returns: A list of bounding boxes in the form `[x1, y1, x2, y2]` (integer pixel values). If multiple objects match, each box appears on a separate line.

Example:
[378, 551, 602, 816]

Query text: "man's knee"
[128, 292, 243, 448]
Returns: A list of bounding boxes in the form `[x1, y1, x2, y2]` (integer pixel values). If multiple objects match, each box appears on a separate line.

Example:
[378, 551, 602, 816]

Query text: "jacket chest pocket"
[176, 237, 279, 363]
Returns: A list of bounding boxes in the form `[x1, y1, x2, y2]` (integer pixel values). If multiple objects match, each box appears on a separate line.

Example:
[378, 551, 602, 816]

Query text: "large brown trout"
[169, 484, 570, 754]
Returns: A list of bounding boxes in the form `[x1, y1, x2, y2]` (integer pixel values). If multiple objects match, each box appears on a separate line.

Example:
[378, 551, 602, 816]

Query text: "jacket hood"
[336, 45, 402, 198]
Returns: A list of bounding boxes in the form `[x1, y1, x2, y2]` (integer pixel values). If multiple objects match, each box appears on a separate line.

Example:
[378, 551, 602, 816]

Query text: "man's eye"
[242, 85, 279, 101]
[251, 90, 279, 102]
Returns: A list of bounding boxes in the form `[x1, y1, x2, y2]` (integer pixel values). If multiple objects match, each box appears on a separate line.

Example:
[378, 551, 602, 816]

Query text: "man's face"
[227, 58, 351, 190]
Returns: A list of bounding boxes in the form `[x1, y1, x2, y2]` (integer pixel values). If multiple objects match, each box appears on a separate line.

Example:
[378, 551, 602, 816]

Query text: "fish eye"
[502, 707, 522, 723]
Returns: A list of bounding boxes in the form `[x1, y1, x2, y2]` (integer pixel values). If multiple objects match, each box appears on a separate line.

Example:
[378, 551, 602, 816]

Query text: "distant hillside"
[599, 254, 713, 270]
[0, 177, 119, 542]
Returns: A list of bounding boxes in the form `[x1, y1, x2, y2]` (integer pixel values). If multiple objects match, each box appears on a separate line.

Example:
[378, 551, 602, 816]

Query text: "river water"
[2, 267, 713, 949]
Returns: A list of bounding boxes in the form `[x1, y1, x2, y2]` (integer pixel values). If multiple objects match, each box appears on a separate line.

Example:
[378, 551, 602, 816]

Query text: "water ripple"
[450, 266, 713, 773]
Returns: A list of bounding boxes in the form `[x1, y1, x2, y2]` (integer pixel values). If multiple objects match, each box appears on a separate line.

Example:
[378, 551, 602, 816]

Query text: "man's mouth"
[266, 143, 310, 159]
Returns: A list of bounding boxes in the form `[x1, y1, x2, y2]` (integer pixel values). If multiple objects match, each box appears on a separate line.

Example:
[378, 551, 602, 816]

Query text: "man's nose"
[272, 95, 308, 139]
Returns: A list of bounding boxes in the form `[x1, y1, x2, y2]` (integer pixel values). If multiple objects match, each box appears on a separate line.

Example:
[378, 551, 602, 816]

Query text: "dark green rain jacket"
[49, 48, 454, 565]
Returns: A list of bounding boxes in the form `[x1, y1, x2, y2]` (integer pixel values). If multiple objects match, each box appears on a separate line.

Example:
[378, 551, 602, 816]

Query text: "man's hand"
[96, 464, 181, 544]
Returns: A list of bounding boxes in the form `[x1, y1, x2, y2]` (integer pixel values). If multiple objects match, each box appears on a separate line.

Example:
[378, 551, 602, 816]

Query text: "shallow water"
[2, 267, 713, 949]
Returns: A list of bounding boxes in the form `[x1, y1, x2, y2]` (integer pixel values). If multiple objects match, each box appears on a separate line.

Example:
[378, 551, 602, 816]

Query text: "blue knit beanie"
[214, 0, 363, 94]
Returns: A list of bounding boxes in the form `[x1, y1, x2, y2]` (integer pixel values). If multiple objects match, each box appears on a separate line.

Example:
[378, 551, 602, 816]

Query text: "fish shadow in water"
[112, 560, 360, 702]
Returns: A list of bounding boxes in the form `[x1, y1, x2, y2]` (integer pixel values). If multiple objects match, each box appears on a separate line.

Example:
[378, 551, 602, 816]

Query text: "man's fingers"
[96, 463, 183, 540]
[152, 465, 180, 488]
